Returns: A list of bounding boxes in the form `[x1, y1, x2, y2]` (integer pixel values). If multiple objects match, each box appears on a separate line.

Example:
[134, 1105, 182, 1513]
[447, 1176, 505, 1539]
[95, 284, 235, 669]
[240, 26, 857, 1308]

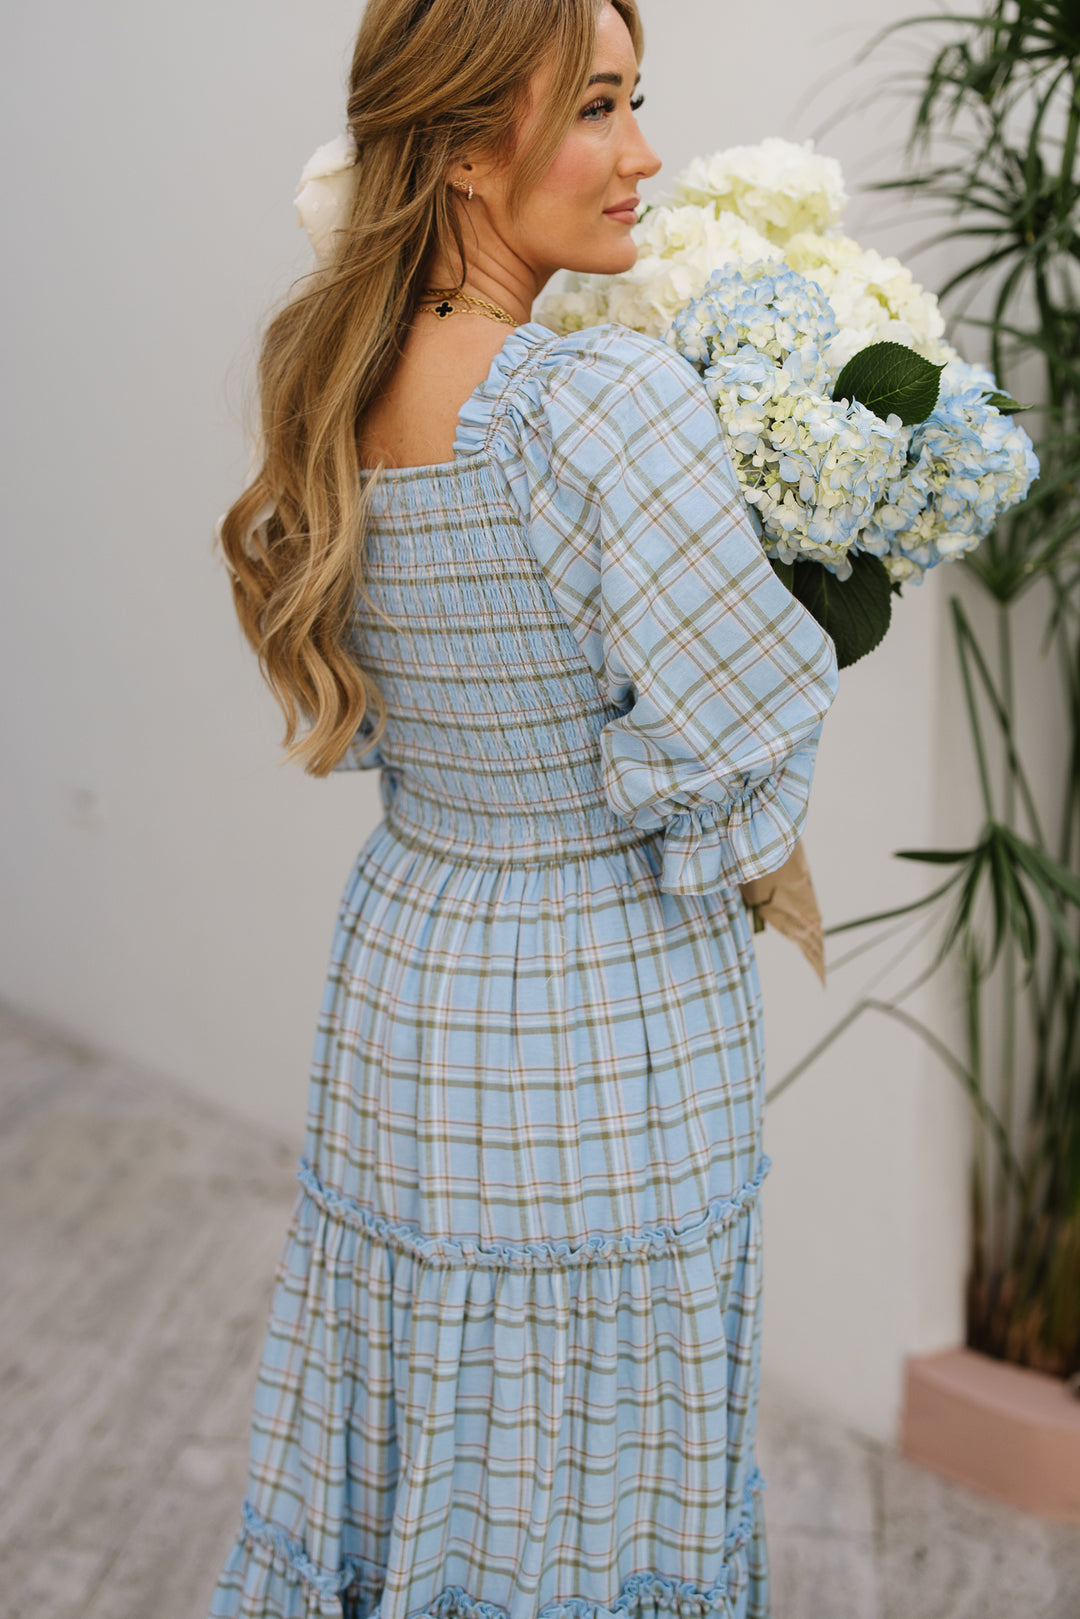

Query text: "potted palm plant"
[816, 0, 1080, 1520]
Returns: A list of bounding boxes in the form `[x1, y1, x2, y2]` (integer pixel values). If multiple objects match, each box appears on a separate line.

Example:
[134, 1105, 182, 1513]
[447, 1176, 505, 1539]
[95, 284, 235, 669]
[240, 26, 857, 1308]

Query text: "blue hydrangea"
[669, 262, 836, 392]
[860, 357, 1041, 581]
[664, 270, 1039, 582]
[669, 265, 904, 575]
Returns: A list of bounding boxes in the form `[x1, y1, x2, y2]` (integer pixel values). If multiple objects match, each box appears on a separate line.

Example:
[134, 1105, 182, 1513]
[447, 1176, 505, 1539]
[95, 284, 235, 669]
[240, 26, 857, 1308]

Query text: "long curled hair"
[218, 0, 643, 776]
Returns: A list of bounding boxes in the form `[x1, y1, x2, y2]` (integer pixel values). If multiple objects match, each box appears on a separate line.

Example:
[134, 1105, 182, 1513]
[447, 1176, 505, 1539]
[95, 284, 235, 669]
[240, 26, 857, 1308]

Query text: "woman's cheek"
[545, 137, 604, 201]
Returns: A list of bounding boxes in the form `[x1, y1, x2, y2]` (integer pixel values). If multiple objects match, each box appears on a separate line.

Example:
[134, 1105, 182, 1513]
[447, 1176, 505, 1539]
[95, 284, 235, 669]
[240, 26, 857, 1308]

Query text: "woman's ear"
[443, 154, 499, 196]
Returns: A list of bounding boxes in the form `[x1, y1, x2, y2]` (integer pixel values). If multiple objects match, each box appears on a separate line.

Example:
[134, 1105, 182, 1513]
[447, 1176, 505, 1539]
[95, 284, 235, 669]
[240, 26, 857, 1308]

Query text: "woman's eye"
[580, 91, 645, 122]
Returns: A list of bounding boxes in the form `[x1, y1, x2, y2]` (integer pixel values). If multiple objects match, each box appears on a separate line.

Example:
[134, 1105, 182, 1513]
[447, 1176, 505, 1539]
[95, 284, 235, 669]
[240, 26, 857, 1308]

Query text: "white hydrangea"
[662, 137, 849, 244]
[633, 203, 776, 263]
[532, 273, 612, 334]
[784, 231, 950, 370]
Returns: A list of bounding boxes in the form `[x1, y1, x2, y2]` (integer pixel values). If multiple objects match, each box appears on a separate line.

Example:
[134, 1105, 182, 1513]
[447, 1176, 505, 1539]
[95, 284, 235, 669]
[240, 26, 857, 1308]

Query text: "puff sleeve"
[488, 325, 840, 896]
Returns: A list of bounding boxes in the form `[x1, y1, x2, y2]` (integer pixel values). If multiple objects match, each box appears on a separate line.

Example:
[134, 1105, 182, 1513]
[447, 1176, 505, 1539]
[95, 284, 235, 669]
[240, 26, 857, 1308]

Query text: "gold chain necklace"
[419, 286, 518, 328]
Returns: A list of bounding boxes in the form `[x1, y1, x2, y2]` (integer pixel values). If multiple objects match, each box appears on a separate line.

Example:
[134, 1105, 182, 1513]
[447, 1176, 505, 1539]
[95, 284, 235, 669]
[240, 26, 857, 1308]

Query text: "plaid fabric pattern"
[207, 324, 837, 1619]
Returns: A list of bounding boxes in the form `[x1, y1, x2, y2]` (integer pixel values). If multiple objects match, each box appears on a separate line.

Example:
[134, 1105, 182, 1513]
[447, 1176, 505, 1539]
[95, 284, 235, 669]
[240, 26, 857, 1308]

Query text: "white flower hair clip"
[294, 131, 359, 267]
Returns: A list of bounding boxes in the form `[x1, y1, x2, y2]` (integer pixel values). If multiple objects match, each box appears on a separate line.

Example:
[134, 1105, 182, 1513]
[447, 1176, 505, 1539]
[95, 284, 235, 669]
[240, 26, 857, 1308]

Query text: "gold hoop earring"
[451, 179, 474, 202]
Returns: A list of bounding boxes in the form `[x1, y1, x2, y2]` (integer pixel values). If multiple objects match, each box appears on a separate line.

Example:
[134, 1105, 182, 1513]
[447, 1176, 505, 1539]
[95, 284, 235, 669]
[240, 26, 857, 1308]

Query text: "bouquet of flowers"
[536, 138, 1040, 974]
[536, 137, 1040, 669]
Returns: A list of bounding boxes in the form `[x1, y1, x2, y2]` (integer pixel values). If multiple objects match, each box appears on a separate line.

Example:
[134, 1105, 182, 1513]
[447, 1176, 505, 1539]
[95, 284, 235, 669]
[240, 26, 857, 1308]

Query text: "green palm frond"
[788, 0, 1080, 1376]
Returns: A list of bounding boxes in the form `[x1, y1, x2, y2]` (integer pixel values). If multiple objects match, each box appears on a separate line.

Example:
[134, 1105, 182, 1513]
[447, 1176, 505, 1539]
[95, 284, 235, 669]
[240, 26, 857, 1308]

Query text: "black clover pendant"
[434, 301, 454, 318]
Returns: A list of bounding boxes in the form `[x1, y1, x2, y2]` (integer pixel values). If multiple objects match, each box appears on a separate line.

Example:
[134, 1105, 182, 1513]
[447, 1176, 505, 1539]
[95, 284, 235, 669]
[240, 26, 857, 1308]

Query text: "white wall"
[2, 0, 976, 1440]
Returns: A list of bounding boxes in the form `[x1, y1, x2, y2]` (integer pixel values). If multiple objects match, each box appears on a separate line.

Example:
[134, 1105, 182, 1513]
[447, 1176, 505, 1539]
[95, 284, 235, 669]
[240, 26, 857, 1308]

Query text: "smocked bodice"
[346, 459, 657, 867]
[333, 321, 838, 896]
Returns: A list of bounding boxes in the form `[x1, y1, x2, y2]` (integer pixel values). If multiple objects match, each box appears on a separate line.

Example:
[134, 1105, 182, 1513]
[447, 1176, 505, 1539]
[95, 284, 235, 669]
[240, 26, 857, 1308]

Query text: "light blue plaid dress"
[208, 322, 838, 1619]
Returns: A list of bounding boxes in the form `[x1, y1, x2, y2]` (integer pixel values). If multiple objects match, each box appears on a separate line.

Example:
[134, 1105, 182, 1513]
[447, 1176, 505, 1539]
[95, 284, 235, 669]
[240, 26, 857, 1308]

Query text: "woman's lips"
[604, 199, 640, 225]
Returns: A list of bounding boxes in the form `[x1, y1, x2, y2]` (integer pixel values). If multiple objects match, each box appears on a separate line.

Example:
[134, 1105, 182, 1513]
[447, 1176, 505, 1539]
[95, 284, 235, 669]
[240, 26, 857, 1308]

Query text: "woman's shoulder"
[516, 319, 700, 405]
[525, 318, 676, 366]
[454, 319, 706, 460]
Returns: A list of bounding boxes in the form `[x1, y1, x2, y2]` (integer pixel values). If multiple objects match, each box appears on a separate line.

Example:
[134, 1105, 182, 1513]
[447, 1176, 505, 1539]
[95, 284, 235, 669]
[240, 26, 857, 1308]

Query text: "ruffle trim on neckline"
[451, 320, 659, 462]
[296, 1153, 770, 1271]
[227, 1471, 765, 1619]
[452, 321, 565, 460]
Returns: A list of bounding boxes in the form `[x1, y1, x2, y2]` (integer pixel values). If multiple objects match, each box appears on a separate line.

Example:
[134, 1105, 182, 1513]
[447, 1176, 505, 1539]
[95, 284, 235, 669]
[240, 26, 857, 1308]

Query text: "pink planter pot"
[900, 1346, 1080, 1524]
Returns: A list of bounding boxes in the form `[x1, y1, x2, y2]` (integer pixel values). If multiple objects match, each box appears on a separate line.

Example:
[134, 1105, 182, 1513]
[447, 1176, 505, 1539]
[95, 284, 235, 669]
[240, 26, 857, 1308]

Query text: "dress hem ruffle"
[218, 1470, 766, 1619]
[296, 1153, 771, 1271]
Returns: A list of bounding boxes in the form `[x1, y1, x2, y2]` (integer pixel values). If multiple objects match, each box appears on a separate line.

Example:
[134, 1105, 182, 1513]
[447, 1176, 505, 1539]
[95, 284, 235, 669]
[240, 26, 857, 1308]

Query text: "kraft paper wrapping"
[740, 841, 826, 985]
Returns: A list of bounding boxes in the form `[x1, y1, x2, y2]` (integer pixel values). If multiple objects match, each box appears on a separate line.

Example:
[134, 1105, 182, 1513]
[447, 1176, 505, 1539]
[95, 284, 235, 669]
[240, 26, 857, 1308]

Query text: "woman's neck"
[423, 238, 546, 327]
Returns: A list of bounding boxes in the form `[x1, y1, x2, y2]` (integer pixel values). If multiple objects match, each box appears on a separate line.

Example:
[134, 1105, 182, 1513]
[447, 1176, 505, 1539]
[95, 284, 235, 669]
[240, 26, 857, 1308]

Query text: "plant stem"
[953, 597, 997, 821]
[999, 603, 1018, 1279]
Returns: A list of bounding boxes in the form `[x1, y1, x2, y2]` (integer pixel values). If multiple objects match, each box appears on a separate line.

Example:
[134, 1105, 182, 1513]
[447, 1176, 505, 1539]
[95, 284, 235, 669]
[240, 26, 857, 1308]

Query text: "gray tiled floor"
[2, 1002, 1078, 1619]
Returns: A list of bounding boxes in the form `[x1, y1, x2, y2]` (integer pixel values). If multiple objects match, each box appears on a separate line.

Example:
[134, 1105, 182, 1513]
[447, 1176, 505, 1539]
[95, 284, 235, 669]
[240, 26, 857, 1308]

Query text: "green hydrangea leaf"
[832, 341, 945, 426]
[772, 552, 893, 669]
[981, 389, 1029, 412]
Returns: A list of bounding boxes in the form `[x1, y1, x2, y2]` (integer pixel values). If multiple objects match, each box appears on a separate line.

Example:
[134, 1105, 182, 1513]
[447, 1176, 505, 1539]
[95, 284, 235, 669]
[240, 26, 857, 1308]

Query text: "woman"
[209, 1, 838, 1615]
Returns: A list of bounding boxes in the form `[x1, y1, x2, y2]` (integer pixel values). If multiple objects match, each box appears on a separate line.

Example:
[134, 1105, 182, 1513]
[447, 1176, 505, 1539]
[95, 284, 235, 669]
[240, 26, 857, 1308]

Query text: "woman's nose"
[625, 124, 661, 182]
[628, 136, 663, 181]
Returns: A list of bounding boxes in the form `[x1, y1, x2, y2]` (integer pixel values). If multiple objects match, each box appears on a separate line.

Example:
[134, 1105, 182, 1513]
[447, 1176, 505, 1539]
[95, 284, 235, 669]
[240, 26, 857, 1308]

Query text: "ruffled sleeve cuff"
[656, 745, 820, 896]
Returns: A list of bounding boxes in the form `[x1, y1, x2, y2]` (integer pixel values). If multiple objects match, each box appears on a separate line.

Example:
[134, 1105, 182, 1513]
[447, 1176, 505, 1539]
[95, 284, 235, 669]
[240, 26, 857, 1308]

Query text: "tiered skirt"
[208, 807, 771, 1619]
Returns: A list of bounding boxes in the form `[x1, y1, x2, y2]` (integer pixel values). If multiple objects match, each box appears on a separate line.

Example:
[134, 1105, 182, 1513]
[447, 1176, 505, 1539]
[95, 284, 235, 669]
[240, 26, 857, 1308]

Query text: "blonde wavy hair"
[218, 0, 643, 776]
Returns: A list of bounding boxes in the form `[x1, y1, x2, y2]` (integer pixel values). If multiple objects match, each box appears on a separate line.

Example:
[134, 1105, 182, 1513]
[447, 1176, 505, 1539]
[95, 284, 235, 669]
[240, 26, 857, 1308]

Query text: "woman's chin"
[563, 241, 639, 278]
